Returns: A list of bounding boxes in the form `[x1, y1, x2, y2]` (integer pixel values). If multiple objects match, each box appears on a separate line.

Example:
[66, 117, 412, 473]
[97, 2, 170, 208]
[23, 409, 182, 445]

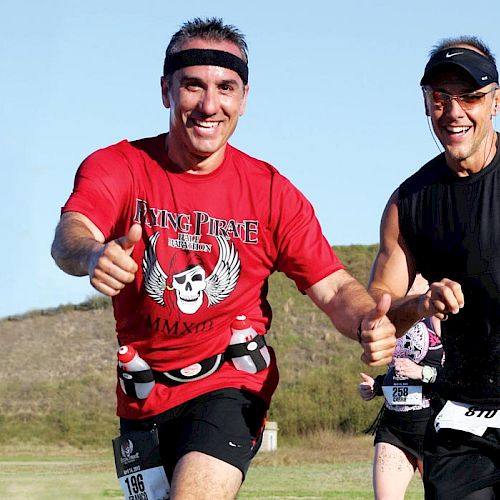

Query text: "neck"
[447, 130, 498, 176]
[165, 135, 226, 175]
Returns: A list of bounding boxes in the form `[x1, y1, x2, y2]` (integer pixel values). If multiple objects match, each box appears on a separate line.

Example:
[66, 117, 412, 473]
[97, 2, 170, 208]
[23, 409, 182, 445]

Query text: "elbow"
[50, 240, 69, 274]
[50, 237, 62, 269]
[50, 235, 86, 277]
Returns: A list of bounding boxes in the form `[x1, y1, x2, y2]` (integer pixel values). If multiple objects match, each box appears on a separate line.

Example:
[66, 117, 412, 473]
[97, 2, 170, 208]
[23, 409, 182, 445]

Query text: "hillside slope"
[0, 245, 384, 445]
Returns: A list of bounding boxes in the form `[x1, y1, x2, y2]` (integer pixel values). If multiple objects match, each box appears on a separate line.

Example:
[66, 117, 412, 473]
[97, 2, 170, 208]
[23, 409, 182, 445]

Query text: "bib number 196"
[124, 474, 145, 496]
[113, 429, 170, 500]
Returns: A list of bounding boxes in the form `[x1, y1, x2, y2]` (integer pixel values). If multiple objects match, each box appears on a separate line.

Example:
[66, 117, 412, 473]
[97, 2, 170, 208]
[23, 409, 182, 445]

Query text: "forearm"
[331, 280, 378, 339]
[51, 216, 104, 276]
[307, 270, 396, 366]
[370, 287, 424, 336]
[309, 271, 376, 340]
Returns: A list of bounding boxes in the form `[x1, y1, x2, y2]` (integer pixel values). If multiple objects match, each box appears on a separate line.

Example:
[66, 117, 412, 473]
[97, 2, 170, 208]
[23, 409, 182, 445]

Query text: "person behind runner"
[50, 17, 396, 500]
[359, 274, 443, 500]
[369, 35, 500, 499]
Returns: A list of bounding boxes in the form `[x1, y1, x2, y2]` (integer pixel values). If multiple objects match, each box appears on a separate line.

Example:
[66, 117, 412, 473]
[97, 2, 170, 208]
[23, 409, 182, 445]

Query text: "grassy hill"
[0, 245, 386, 447]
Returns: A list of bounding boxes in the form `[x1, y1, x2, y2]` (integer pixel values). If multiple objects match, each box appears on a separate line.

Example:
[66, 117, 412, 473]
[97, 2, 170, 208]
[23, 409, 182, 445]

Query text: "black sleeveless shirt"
[398, 136, 500, 406]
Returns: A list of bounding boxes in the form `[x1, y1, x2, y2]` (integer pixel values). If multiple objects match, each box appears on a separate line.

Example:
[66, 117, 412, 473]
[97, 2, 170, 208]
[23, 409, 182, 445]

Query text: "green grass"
[0, 453, 120, 500]
[0, 438, 425, 499]
[0, 457, 424, 500]
[241, 463, 423, 499]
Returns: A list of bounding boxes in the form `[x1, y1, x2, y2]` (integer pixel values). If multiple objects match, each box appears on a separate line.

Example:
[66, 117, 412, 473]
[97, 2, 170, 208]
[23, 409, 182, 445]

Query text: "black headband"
[163, 48, 248, 84]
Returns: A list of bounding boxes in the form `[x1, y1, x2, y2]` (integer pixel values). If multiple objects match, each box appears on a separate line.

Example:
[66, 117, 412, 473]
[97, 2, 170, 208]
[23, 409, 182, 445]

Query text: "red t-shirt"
[63, 134, 343, 418]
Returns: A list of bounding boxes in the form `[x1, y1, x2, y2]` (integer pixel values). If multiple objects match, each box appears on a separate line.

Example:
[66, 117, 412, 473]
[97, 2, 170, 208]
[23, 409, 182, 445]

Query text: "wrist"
[373, 376, 383, 396]
[416, 291, 430, 319]
[85, 240, 105, 276]
[356, 322, 362, 343]
[421, 365, 437, 383]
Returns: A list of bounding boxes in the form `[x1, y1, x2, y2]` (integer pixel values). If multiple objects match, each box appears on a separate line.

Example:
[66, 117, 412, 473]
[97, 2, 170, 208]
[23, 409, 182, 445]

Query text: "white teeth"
[196, 121, 218, 129]
[446, 126, 470, 134]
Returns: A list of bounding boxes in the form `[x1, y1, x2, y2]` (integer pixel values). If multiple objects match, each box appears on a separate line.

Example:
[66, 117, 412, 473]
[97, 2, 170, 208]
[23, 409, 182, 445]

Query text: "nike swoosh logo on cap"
[445, 51, 464, 58]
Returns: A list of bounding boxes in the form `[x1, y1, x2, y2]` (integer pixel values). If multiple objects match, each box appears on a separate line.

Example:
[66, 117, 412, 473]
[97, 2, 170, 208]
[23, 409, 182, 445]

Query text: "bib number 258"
[393, 387, 409, 398]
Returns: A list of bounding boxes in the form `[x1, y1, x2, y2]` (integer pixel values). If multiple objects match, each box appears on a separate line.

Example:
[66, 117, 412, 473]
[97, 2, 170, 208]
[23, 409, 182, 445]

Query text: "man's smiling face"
[161, 38, 249, 173]
[424, 59, 499, 173]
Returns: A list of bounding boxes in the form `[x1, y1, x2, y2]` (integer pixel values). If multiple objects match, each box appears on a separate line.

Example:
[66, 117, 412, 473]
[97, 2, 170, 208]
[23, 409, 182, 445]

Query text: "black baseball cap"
[420, 47, 499, 88]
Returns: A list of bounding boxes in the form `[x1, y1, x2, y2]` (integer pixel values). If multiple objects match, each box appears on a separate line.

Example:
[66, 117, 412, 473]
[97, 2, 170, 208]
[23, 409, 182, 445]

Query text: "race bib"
[382, 384, 423, 406]
[113, 428, 170, 500]
[434, 400, 500, 437]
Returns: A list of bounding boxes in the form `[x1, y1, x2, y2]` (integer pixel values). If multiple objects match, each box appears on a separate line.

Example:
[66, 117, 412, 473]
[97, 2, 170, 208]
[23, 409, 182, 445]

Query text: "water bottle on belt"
[228, 315, 271, 373]
[117, 345, 155, 399]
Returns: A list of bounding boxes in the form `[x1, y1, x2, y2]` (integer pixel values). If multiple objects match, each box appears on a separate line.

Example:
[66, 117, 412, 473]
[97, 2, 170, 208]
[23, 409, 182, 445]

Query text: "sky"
[2, 0, 500, 318]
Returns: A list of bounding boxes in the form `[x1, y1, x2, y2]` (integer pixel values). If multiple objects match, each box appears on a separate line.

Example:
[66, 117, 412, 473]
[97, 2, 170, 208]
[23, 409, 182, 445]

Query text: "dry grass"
[254, 431, 373, 467]
[0, 430, 372, 464]
[1, 309, 117, 382]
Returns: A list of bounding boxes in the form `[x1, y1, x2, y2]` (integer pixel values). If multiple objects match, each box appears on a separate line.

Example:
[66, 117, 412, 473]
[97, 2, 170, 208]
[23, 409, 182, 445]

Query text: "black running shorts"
[119, 388, 268, 481]
[423, 401, 500, 499]
[374, 407, 432, 460]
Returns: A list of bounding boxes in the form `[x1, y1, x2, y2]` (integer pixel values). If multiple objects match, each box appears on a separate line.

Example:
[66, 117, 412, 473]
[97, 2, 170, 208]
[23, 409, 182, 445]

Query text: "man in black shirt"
[369, 36, 500, 499]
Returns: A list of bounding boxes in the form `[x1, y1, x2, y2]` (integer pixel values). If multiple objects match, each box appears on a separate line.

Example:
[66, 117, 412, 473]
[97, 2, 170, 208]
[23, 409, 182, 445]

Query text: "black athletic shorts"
[423, 399, 500, 499]
[119, 388, 267, 482]
[374, 406, 432, 460]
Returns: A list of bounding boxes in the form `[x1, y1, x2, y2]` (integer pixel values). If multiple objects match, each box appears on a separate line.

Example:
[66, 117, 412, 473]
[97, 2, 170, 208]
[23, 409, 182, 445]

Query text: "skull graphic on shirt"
[142, 232, 240, 314]
[171, 265, 207, 314]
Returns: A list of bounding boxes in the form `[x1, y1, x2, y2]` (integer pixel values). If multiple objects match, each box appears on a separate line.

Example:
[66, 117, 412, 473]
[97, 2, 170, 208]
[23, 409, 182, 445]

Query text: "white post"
[260, 421, 278, 452]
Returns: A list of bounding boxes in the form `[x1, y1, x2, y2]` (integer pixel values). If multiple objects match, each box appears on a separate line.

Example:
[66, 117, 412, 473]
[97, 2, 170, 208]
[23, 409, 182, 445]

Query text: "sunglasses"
[423, 86, 498, 111]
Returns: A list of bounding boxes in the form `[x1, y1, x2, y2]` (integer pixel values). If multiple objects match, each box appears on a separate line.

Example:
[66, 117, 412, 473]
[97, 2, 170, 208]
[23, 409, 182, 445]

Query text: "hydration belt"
[153, 334, 268, 386]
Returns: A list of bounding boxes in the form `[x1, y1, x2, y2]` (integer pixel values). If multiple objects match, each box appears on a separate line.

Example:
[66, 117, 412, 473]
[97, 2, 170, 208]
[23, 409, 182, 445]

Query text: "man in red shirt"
[51, 17, 396, 499]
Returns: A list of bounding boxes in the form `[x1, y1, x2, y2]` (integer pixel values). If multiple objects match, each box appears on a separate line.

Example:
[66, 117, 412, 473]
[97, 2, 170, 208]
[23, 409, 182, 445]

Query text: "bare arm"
[368, 190, 424, 333]
[306, 269, 396, 366]
[51, 212, 141, 296]
[51, 212, 106, 276]
[369, 190, 464, 334]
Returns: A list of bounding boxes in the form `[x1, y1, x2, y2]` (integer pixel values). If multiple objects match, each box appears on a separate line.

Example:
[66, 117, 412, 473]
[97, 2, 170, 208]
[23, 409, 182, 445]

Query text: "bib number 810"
[464, 407, 498, 419]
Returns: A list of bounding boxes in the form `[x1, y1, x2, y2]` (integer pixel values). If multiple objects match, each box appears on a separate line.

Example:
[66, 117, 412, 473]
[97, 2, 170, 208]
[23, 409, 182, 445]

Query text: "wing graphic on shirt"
[142, 231, 168, 306]
[205, 236, 240, 307]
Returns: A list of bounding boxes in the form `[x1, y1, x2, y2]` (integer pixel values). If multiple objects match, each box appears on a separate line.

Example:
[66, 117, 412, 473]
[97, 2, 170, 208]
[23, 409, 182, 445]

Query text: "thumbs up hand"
[359, 293, 397, 366]
[88, 224, 142, 296]
[358, 372, 377, 401]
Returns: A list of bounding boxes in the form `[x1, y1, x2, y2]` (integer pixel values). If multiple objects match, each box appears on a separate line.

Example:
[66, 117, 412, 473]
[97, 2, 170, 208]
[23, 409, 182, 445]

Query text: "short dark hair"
[165, 17, 248, 64]
[430, 36, 496, 65]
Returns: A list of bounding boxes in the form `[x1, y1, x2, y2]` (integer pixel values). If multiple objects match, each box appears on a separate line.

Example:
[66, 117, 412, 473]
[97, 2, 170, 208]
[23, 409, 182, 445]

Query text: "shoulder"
[87, 138, 136, 159]
[87, 134, 164, 161]
[227, 144, 281, 177]
[80, 135, 165, 176]
[227, 144, 302, 196]
[398, 153, 447, 201]
[129, 134, 166, 158]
